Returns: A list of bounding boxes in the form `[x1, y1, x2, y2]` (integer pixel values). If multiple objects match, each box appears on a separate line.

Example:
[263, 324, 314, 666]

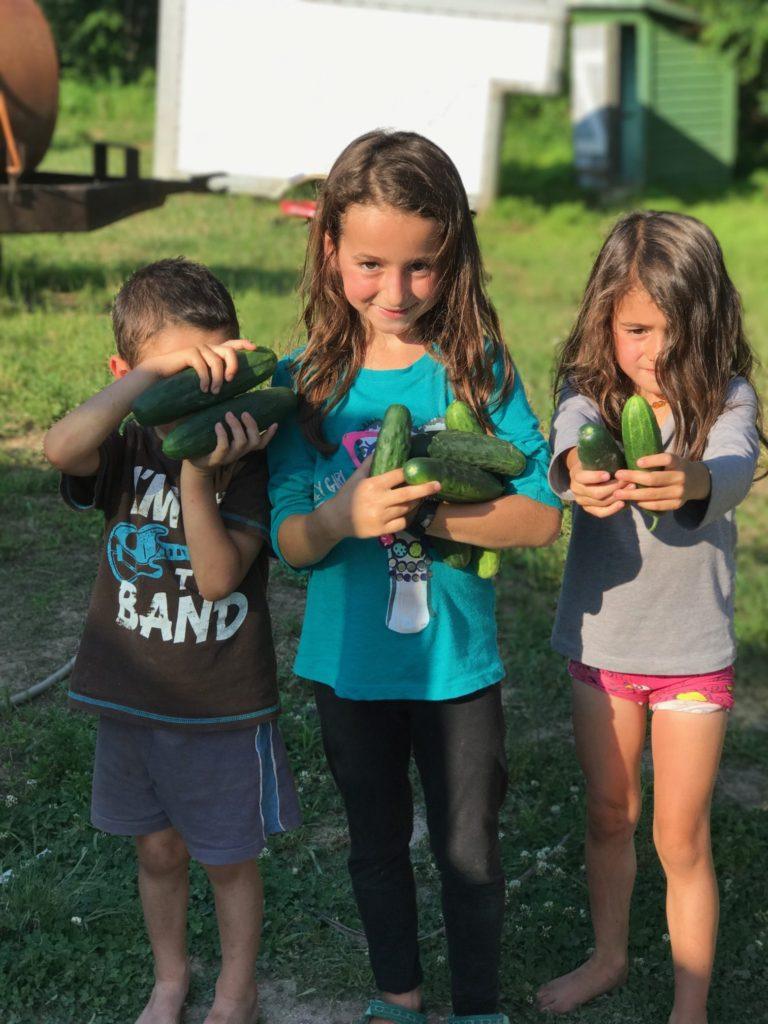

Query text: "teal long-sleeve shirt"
[267, 350, 561, 701]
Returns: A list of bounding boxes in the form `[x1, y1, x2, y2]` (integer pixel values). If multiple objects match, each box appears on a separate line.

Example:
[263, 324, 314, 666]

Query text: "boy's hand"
[319, 455, 442, 541]
[613, 453, 711, 512]
[141, 339, 256, 394]
[186, 412, 278, 475]
[567, 450, 626, 519]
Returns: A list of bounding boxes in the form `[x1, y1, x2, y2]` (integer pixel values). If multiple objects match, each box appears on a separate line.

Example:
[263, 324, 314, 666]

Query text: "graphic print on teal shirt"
[341, 415, 444, 635]
[268, 350, 561, 701]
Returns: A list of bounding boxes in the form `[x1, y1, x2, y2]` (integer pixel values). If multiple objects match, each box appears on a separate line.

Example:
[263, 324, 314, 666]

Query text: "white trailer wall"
[155, 0, 567, 208]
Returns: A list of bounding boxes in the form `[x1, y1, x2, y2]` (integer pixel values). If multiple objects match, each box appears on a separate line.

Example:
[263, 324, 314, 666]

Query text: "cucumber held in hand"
[445, 399, 484, 434]
[403, 457, 504, 504]
[428, 429, 526, 478]
[162, 387, 297, 460]
[371, 404, 412, 476]
[431, 537, 472, 570]
[133, 347, 277, 425]
[621, 394, 664, 532]
[577, 423, 625, 474]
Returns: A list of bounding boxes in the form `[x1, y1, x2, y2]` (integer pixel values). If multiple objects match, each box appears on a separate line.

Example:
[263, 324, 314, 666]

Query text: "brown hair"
[113, 257, 239, 366]
[291, 130, 513, 451]
[554, 210, 766, 463]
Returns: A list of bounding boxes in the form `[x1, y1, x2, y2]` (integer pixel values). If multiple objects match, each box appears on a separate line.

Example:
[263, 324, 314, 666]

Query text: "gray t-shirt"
[549, 378, 760, 675]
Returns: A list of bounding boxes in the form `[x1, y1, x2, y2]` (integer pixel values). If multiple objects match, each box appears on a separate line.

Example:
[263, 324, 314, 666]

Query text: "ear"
[109, 354, 132, 380]
[323, 231, 337, 262]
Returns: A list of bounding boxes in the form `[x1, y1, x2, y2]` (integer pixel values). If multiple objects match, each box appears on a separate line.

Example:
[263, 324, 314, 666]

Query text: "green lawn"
[1, 79, 766, 1023]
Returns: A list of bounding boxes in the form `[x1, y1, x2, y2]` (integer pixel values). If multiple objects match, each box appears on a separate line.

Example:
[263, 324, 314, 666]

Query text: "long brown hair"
[554, 210, 767, 463]
[291, 130, 513, 451]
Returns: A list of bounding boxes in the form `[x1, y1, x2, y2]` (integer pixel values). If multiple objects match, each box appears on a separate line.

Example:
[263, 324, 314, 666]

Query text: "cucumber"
[428, 429, 525, 478]
[472, 547, 502, 579]
[577, 423, 625, 475]
[403, 457, 504, 504]
[445, 399, 484, 434]
[431, 537, 472, 570]
[133, 347, 277, 426]
[162, 387, 297, 460]
[621, 395, 664, 532]
[371, 404, 412, 476]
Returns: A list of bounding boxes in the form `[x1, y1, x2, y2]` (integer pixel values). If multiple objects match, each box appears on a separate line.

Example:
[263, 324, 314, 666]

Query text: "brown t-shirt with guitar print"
[61, 422, 278, 730]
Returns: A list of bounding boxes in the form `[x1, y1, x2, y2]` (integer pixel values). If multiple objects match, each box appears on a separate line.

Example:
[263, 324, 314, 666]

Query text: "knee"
[586, 793, 641, 845]
[203, 859, 260, 886]
[136, 829, 189, 876]
[653, 818, 710, 875]
[434, 831, 502, 888]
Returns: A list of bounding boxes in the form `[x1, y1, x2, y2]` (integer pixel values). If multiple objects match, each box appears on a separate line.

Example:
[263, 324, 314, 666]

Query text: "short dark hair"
[112, 257, 240, 365]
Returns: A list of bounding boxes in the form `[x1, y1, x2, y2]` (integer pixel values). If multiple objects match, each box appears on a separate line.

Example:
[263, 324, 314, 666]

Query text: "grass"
[1, 81, 767, 1022]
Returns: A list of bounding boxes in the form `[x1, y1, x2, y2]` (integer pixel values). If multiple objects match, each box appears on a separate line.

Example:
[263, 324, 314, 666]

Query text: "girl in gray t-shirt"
[537, 211, 765, 1024]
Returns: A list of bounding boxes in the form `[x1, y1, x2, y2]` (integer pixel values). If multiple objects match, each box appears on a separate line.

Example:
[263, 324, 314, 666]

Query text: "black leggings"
[313, 681, 508, 1016]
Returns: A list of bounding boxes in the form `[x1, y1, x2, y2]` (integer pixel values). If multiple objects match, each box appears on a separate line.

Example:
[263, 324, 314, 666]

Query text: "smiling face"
[613, 286, 668, 403]
[330, 203, 442, 344]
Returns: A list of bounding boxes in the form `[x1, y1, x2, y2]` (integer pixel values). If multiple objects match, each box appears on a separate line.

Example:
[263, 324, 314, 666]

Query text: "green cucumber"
[133, 347, 277, 425]
[428, 429, 525, 478]
[621, 395, 664, 532]
[403, 457, 504, 503]
[162, 387, 297, 460]
[577, 423, 625, 475]
[472, 547, 502, 579]
[371, 404, 412, 476]
[445, 399, 484, 434]
[432, 537, 472, 570]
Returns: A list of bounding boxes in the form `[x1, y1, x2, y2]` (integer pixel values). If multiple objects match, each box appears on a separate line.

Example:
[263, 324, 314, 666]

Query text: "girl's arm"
[277, 460, 441, 569]
[427, 493, 560, 548]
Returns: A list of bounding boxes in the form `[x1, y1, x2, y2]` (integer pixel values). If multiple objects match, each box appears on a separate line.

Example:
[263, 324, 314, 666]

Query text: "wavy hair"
[554, 210, 766, 464]
[291, 130, 513, 451]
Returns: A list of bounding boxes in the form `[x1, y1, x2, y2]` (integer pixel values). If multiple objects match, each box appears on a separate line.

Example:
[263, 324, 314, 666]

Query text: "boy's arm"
[44, 367, 163, 477]
[182, 413, 275, 601]
[43, 340, 255, 477]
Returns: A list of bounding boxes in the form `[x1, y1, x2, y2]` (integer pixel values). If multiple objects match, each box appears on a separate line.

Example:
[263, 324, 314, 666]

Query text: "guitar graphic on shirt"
[107, 522, 189, 584]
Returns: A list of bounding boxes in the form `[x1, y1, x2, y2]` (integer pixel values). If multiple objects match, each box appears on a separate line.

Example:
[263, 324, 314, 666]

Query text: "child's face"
[110, 324, 233, 435]
[330, 203, 441, 343]
[613, 287, 668, 402]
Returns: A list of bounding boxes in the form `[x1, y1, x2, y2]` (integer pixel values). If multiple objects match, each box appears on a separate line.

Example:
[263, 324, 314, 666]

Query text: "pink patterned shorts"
[568, 660, 735, 713]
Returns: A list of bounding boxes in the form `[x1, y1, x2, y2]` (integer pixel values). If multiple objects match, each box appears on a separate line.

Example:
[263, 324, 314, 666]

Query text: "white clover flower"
[530, 780, 540, 788]
[536, 847, 551, 861]
[579, 908, 587, 918]
[550, 805, 561, 815]
[291, 866, 299, 875]
[4, 795, 17, 807]
[26, 779, 38, 788]
[437, 954, 446, 965]
[519, 850, 531, 860]
[70, 916, 82, 926]
[508, 879, 522, 891]
[662, 933, 670, 943]
[570, 785, 579, 794]
[544, 901, 554, 910]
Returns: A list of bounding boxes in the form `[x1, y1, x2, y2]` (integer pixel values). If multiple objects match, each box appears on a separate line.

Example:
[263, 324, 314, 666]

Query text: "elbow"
[197, 576, 240, 603]
[43, 429, 66, 471]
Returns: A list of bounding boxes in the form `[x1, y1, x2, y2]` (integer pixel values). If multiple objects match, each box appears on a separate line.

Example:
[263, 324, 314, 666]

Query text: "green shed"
[569, 0, 737, 190]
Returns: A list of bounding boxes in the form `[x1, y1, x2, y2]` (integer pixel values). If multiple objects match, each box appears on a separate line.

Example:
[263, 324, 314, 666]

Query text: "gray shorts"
[92, 715, 301, 865]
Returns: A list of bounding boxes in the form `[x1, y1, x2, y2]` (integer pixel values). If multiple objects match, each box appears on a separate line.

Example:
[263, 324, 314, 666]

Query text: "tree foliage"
[37, 0, 158, 83]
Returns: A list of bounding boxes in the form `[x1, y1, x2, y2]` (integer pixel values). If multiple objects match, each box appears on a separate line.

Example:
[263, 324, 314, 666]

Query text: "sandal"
[446, 1016, 510, 1024]
[358, 999, 428, 1023]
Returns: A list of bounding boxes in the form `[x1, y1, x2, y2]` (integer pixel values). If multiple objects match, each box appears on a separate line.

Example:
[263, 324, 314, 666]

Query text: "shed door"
[619, 25, 642, 184]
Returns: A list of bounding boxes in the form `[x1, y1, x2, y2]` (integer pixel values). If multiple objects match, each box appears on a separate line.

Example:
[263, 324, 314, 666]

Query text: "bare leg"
[202, 859, 263, 1024]
[537, 683, 647, 1014]
[135, 828, 191, 1024]
[652, 709, 727, 1024]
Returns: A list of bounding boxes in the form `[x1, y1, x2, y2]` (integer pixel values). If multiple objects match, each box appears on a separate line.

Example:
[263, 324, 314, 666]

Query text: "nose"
[381, 268, 410, 308]
[646, 332, 665, 363]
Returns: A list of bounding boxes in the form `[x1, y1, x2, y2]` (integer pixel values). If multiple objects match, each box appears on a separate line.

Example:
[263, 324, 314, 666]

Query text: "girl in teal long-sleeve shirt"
[268, 130, 561, 1024]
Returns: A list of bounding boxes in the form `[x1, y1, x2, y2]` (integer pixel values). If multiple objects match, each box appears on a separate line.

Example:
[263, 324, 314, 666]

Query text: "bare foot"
[203, 982, 259, 1024]
[668, 1011, 708, 1024]
[135, 971, 190, 1024]
[536, 954, 628, 1014]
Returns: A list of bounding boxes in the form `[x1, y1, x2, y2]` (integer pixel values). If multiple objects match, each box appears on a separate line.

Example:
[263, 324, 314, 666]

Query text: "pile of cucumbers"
[371, 400, 527, 579]
[132, 347, 297, 460]
[577, 394, 664, 532]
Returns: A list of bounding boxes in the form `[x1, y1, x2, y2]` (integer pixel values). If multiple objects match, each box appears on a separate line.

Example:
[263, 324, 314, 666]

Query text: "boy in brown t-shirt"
[44, 258, 299, 1024]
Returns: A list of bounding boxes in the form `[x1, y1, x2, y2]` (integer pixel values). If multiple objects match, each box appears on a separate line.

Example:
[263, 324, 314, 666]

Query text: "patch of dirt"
[0, 429, 46, 455]
[716, 766, 768, 810]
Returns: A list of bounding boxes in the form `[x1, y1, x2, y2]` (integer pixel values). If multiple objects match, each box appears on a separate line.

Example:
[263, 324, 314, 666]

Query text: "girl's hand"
[567, 451, 626, 519]
[613, 453, 711, 512]
[186, 412, 277, 475]
[324, 455, 442, 541]
[141, 338, 256, 394]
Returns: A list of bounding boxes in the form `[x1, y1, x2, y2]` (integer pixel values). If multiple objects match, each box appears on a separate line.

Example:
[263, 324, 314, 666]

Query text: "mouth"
[373, 304, 416, 319]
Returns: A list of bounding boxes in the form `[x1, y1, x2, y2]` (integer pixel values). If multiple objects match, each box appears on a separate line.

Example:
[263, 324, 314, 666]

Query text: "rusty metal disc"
[0, 0, 59, 173]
